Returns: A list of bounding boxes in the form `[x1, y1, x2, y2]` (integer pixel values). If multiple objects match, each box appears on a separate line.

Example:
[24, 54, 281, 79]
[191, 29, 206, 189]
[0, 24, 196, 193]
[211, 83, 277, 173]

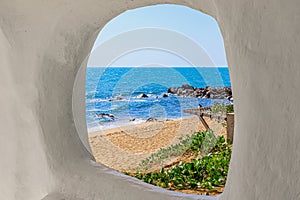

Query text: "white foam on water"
[88, 118, 147, 133]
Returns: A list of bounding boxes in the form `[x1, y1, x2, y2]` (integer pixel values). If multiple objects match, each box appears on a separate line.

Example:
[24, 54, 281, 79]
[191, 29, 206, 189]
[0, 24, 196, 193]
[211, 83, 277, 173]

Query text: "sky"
[89, 4, 227, 67]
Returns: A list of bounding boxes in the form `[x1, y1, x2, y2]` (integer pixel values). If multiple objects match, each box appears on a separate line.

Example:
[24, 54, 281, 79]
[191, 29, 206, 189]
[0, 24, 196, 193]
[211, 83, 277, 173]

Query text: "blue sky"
[90, 4, 227, 67]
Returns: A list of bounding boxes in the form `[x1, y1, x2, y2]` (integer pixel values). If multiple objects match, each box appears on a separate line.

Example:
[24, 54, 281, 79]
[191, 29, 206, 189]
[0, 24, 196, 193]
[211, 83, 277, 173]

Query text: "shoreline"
[88, 116, 196, 134]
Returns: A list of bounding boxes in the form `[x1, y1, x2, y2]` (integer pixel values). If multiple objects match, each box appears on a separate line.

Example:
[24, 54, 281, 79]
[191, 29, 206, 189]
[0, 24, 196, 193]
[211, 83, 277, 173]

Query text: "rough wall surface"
[0, 0, 299, 200]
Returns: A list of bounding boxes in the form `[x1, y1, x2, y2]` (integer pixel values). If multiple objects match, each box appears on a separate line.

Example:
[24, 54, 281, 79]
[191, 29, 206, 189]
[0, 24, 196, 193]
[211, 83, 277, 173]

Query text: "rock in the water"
[181, 84, 194, 90]
[167, 84, 232, 99]
[96, 113, 115, 120]
[162, 94, 168, 98]
[136, 93, 148, 98]
[203, 91, 211, 98]
[167, 88, 177, 94]
[115, 94, 123, 100]
[110, 94, 123, 101]
[146, 118, 158, 122]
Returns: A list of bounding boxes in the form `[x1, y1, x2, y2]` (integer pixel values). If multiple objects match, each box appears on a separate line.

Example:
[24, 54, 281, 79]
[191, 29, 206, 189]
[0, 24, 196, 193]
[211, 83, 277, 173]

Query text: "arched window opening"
[86, 4, 234, 196]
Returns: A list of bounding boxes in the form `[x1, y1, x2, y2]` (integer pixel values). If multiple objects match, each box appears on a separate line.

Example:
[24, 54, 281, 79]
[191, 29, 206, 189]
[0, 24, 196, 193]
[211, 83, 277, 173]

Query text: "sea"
[86, 67, 232, 132]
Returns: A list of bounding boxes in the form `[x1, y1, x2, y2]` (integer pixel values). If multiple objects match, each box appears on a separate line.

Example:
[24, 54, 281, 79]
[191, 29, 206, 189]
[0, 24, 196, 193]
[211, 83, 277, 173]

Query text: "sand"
[88, 116, 226, 172]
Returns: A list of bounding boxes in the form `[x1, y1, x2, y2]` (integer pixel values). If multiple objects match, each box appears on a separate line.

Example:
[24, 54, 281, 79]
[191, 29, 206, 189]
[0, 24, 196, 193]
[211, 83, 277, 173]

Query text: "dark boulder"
[181, 84, 194, 90]
[136, 93, 148, 98]
[167, 88, 177, 94]
[96, 113, 115, 120]
[146, 118, 158, 122]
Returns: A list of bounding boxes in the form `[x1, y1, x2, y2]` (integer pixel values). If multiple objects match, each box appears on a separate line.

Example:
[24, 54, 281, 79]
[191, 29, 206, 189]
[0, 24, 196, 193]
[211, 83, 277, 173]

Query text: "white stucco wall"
[0, 1, 300, 200]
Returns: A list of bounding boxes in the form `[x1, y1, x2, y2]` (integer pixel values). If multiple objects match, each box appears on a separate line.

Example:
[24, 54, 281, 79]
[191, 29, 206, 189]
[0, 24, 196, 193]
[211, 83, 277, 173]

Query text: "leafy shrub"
[211, 102, 226, 115]
[132, 133, 232, 191]
[211, 102, 234, 114]
[137, 130, 217, 171]
[210, 103, 234, 124]
[225, 104, 234, 113]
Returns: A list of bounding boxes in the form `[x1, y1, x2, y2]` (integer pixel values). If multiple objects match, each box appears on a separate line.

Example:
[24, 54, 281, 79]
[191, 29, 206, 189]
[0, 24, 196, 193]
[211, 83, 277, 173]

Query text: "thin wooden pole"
[198, 114, 210, 130]
[183, 107, 211, 130]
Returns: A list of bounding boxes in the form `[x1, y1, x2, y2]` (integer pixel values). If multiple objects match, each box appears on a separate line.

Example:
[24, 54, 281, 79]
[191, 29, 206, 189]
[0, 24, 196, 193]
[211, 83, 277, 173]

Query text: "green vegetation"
[225, 104, 234, 113]
[137, 130, 218, 171]
[128, 130, 232, 193]
[210, 103, 234, 125]
[211, 102, 234, 115]
[211, 102, 227, 116]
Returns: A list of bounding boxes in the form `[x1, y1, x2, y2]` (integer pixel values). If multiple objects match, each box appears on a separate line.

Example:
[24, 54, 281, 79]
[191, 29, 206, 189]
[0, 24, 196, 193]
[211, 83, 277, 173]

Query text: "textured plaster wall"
[0, 0, 300, 200]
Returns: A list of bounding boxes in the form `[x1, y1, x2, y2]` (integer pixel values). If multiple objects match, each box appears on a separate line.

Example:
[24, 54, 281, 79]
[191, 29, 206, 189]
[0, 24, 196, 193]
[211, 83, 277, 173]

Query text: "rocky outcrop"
[168, 84, 233, 100]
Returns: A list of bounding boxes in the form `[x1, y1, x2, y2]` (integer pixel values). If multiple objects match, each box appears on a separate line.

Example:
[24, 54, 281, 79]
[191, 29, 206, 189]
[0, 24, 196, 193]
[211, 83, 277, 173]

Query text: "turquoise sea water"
[86, 67, 232, 132]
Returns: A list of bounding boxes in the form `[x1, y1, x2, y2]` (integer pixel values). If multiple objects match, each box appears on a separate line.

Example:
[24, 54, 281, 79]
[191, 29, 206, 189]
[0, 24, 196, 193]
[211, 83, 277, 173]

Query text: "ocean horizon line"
[87, 65, 228, 68]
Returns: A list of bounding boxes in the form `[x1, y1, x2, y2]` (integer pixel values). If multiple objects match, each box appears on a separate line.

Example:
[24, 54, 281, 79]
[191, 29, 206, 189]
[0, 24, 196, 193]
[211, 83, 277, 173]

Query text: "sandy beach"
[89, 116, 226, 172]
